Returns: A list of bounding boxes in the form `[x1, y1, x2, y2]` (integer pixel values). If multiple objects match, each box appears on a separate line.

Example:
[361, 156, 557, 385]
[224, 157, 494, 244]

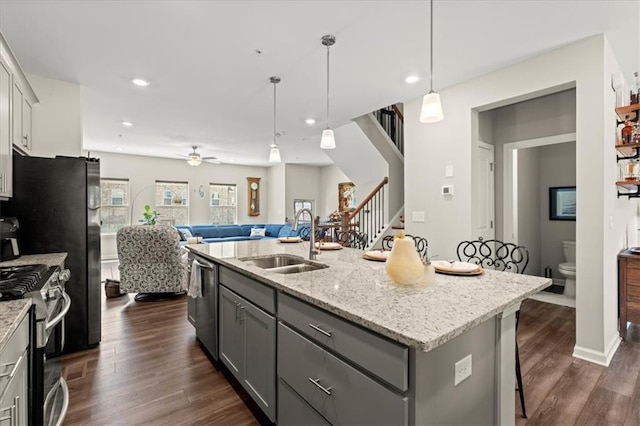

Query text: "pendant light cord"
[429, 0, 434, 93]
[273, 79, 277, 146]
[326, 43, 330, 129]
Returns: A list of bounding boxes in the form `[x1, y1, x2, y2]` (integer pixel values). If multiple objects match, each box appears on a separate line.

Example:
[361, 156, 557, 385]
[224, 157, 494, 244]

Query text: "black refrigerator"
[1, 155, 101, 354]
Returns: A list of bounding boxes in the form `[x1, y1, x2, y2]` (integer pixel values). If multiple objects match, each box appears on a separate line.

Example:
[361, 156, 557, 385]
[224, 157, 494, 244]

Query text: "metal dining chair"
[456, 236, 530, 418]
[382, 234, 429, 261]
[337, 229, 368, 250]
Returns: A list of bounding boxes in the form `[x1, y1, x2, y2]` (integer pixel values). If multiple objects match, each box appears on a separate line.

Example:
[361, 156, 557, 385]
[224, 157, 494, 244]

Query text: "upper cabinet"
[0, 32, 39, 198]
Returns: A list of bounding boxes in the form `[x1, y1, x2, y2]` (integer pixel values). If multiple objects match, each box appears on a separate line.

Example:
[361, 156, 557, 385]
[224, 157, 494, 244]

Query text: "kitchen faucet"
[292, 208, 318, 260]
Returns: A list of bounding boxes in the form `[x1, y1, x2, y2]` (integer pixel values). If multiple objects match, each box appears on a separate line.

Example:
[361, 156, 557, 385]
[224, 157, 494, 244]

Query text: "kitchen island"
[187, 240, 550, 425]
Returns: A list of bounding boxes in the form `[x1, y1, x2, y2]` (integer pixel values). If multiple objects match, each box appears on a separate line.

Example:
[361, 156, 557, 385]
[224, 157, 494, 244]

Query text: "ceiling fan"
[181, 145, 219, 166]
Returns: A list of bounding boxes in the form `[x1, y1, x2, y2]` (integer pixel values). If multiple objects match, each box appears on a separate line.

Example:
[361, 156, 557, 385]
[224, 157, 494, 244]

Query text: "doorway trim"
[502, 132, 576, 244]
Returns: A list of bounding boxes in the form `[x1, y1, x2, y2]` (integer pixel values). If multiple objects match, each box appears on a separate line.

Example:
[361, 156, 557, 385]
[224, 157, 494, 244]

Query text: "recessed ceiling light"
[305, 118, 316, 125]
[405, 75, 420, 84]
[132, 78, 150, 87]
[121, 121, 133, 127]
[115, 147, 123, 151]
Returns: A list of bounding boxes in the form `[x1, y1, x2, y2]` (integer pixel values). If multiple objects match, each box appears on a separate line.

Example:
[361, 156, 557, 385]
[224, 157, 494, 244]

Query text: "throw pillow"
[176, 229, 187, 241]
[182, 228, 193, 238]
[250, 227, 266, 237]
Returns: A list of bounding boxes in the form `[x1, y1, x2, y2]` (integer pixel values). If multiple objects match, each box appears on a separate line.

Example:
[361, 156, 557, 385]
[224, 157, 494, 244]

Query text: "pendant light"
[419, 0, 444, 123]
[320, 35, 336, 149]
[269, 76, 282, 163]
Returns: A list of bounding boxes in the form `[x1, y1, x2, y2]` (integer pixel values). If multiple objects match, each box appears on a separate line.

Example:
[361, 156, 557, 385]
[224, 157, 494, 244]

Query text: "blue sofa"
[175, 223, 309, 245]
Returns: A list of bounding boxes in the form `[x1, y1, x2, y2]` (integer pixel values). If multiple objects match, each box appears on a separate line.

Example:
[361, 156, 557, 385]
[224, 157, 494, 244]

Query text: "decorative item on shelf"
[327, 210, 342, 223]
[247, 177, 261, 216]
[622, 120, 635, 144]
[141, 204, 159, 225]
[198, 185, 205, 198]
[631, 71, 639, 105]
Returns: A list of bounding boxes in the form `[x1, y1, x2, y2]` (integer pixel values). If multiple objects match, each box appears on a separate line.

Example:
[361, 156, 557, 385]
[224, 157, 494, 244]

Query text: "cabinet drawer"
[626, 267, 640, 285]
[219, 266, 275, 314]
[278, 323, 408, 426]
[279, 293, 408, 391]
[627, 284, 640, 303]
[0, 314, 28, 399]
[278, 378, 329, 426]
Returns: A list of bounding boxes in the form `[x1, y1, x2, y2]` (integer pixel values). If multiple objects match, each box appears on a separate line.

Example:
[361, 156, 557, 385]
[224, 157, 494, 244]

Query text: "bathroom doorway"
[503, 135, 576, 307]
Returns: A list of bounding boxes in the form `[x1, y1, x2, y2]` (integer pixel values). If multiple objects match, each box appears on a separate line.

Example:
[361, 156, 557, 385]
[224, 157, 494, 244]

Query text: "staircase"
[372, 104, 404, 155]
[339, 177, 389, 249]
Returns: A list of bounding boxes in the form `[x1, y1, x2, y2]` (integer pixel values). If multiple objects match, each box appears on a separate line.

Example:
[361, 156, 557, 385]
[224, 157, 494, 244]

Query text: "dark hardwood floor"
[62, 293, 264, 425]
[62, 290, 640, 425]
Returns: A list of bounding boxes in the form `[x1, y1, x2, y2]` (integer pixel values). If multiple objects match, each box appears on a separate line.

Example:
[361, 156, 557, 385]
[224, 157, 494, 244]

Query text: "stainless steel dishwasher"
[189, 254, 218, 361]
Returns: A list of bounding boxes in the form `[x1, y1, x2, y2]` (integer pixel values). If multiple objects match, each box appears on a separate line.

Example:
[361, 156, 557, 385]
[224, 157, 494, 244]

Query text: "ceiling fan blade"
[202, 156, 218, 160]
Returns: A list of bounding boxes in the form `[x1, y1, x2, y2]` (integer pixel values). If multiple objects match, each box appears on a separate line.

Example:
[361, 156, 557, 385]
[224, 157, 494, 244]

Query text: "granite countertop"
[0, 300, 31, 353]
[0, 252, 67, 268]
[187, 240, 550, 353]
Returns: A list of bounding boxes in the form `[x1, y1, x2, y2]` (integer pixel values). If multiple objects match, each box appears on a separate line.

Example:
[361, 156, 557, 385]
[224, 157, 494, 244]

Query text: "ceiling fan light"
[187, 156, 202, 166]
[320, 128, 336, 149]
[419, 91, 444, 123]
[269, 146, 281, 163]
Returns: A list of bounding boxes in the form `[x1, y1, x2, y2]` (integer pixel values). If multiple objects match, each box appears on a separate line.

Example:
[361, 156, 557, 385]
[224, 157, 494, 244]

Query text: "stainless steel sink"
[248, 255, 306, 269]
[241, 254, 328, 274]
[270, 263, 328, 274]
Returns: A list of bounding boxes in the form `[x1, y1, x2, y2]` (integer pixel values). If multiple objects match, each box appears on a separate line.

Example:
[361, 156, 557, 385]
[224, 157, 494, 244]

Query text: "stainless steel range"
[0, 263, 71, 426]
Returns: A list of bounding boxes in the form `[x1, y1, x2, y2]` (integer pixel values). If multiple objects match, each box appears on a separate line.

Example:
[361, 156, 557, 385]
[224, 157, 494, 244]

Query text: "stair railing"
[340, 176, 389, 246]
[373, 104, 404, 154]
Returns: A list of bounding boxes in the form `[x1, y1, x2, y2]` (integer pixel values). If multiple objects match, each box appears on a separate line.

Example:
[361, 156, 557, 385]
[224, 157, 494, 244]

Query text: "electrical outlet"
[454, 354, 472, 386]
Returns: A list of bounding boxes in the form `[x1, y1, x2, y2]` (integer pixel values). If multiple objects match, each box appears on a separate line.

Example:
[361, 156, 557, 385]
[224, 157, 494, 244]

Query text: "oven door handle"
[43, 377, 69, 426]
[45, 292, 71, 332]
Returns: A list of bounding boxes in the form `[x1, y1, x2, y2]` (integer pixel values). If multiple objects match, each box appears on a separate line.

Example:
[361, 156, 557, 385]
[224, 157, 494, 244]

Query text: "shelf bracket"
[617, 150, 640, 162]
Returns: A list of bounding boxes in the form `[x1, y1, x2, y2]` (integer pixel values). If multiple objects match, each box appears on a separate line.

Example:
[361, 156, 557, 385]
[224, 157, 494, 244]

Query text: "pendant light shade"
[320, 129, 336, 150]
[419, 0, 444, 123]
[320, 35, 336, 149]
[269, 145, 281, 163]
[420, 92, 444, 123]
[269, 76, 282, 163]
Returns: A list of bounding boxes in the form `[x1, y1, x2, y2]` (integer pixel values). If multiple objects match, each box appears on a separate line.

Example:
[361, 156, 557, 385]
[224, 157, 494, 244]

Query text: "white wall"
[28, 73, 82, 157]
[267, 163, 286, 223]
[319, 165, 350, 219]
[539, 142, 577, 280]
[404, 34, 634, 365]
[517, 147, 541, 276]
[284, 164, 321, 221]
[96, 151, 270, 258]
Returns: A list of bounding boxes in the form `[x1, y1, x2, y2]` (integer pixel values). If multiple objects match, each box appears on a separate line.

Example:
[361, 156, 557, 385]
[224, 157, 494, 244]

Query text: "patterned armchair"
[117, 225, 188, 301]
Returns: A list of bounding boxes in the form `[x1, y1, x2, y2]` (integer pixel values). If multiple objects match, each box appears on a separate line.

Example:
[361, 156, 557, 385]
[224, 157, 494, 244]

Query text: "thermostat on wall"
[442, 185, 454, 196]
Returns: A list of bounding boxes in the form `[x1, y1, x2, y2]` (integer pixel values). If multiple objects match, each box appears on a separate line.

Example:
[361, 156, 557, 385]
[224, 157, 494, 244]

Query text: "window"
[293, 199, 314, 222]
[209, 183, 236, 224]
[100, 178, 129, 233]
[155, 181, 189, 226]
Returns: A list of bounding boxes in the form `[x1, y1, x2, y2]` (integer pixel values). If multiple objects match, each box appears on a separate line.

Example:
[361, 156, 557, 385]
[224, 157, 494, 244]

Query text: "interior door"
[475, 142, 495, 241]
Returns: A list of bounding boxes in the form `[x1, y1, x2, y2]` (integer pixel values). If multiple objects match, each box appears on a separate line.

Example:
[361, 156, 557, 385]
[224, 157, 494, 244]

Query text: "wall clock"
[247, 177, 261, 216]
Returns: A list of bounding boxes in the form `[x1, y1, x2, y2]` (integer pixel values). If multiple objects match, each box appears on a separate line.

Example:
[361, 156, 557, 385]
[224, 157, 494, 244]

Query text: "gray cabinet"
[219, 284, 276, 422]
[0, 314, 29, 425]
[0, 53, 12, 198]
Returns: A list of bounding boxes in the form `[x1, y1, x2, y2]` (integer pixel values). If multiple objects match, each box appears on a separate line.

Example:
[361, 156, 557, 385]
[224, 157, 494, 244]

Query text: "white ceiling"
[1, 1, 638, 167]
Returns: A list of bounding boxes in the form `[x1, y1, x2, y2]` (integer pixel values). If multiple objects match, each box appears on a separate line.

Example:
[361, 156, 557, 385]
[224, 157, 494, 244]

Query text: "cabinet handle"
[308, 323, 332, 337]
[13, 396, 18, 426]
[235, 303, 242, 322]
[239, 306, 245, 322]
[308, 377, 332, 395]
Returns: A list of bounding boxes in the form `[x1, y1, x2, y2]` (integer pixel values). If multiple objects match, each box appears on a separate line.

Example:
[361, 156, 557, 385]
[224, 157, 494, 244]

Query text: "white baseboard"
[573, 334, 621, 366]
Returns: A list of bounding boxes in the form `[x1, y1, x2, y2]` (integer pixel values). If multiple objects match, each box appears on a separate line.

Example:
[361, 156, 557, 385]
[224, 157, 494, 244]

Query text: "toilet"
[558, 241, 576, 298]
